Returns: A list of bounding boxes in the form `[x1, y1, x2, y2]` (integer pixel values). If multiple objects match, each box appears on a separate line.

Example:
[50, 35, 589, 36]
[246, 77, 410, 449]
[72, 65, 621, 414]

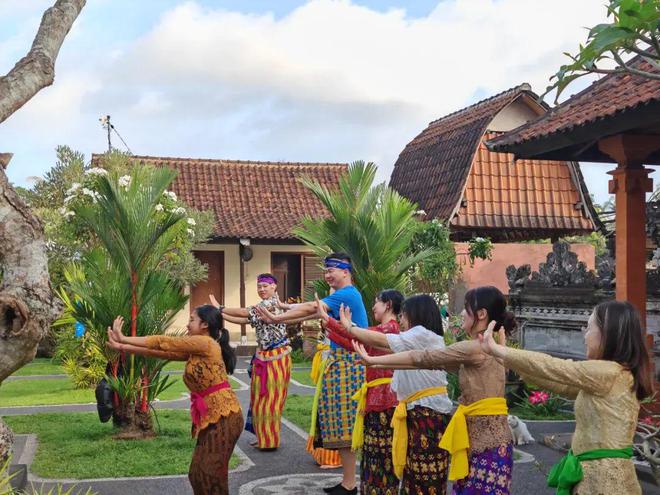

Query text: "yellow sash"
[308, 357, 328, 438]
[439, 397, 508, 481]
[310, 343, 329, 384]
[391, 386, 448, 479]
[350, 377, 393, 451]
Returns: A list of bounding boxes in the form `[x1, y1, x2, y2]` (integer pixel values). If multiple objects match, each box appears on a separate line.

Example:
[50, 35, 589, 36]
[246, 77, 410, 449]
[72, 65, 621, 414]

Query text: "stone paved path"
[5, 358, 658, 494]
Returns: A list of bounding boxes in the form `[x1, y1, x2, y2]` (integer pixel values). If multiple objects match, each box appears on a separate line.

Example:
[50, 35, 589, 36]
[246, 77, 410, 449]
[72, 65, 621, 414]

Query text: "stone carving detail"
[506, 264, 531, 291]
[532, 241, 596, 287]
[507, 241, 606, 291]
[595, 254, 615, 290]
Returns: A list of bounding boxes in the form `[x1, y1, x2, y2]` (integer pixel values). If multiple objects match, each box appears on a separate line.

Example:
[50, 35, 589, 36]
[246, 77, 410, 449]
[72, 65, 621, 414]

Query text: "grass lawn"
[11, 358, 64, 376]
[0, 376, 241, 407]
[12, 358, 186, 378]
[289, 369, 315, 387]
[283, 394, 314, 432]
[4, 411, 239, 478]
[509, 406, 574, 421]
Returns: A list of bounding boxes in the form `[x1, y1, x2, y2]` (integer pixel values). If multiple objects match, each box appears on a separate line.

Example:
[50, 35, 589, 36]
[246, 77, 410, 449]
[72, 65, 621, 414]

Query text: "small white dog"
[507, 415, 535, 445]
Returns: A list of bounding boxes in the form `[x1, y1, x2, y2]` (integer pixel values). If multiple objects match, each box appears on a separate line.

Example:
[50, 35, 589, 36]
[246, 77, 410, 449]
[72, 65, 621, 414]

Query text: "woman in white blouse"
[338, 294, 451, 494]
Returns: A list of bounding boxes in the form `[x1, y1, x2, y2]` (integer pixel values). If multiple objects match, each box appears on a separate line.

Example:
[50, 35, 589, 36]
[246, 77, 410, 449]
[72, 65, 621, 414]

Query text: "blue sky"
[0, 0, 623, 204]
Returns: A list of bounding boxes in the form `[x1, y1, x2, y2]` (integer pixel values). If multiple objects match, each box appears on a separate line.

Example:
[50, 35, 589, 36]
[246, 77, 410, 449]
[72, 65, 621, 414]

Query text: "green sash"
[547, 447, 633, 495]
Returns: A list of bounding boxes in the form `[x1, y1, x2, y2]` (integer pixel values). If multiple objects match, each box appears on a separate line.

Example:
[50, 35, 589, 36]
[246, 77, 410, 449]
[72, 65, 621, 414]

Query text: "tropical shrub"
[407, 219, 459, 296]
[53, 328, 106, 389]
[57, 166, 189, 435]
[467, 237, 493, 264]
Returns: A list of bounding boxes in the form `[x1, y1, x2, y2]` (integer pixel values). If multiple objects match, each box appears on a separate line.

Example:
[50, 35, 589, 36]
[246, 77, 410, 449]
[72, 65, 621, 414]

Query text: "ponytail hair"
[464, 286, 517, 336]
[194, 304, 237, 374]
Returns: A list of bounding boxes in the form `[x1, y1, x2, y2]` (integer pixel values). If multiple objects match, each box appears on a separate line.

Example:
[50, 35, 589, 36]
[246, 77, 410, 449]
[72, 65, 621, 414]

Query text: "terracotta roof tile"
[91, 154, 347, 240]
[389, 81, 600, 240]
[487, 55, 660, 156]
[390, 84, 536, 221]
[450, 133, 596, 239]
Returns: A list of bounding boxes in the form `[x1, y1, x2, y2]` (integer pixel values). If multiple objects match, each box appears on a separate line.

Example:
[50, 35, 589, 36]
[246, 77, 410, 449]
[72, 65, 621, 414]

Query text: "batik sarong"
[249, 344, 292, 449]
[189, 410, 243, 495]
[317, 346, 365, 449]
[361, 408, 398, 495]
[451, 443, 513, 495]
[401, 406, 450, 495]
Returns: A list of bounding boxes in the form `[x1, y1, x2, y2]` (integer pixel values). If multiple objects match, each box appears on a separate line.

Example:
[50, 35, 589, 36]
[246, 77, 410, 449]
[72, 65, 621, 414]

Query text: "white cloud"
[3, 0, 620, 202]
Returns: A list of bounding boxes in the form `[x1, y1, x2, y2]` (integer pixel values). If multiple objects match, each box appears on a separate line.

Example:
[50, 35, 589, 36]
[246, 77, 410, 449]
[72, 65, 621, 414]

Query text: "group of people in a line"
[106, 251, 653, 495]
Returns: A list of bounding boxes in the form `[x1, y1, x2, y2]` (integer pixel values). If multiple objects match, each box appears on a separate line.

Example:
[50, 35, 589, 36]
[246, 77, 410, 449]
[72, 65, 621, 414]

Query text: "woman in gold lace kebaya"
[354, 286, 515, 494]
[478, 300, 653, 495]
[107, 305, 242, 495]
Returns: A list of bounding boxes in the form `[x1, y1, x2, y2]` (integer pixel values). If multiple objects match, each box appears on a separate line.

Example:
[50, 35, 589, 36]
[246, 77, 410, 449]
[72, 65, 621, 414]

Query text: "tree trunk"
[0, 0, 86, 462]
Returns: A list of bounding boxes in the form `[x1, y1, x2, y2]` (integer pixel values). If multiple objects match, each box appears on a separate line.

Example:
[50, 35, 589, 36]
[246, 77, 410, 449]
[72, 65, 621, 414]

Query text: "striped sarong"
[249, 345, 292, 449]
[317, 346, 365, 449]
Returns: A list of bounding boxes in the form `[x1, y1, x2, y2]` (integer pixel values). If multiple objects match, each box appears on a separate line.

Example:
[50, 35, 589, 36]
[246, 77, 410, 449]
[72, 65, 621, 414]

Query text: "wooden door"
[191, 251, 224, 311]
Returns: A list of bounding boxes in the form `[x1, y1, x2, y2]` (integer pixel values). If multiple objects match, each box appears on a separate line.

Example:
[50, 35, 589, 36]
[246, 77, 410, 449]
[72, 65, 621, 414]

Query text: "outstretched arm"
[353, 342, 417, 369]
[339, 305, 390, 351]
[478, 321, 615, 397]
[209, 294, 249, 318]
[223, 313, 249, 325]
[255, 301, 317, 323]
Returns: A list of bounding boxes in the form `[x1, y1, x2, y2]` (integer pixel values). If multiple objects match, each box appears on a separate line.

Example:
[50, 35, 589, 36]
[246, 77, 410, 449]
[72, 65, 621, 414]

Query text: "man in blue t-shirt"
[256, 252, 367, 495]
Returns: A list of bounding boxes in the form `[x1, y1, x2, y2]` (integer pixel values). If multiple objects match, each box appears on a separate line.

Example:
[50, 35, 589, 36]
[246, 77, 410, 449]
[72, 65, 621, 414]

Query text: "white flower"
[66, 183, 81, 195]
[63, 195, 75, 205]
[58, 207, 67, 215]
[155, 203, 164, 212]
[174, 207, 186, 215]
[164, 191, 177, 202]
[187, 229, 195, 237]
[474, 237, 486, 242]
[85, 167, 108, 176]
[63, 210, 75, 219]
[187, 217, 196, 226]
[82, 187, 95, 197]
[414, 209, 427, 216]
[118, 175, 131, 187]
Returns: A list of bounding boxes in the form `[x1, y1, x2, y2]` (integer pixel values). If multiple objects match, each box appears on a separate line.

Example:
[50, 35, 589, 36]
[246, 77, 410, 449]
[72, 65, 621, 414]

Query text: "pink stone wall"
[450, 243, 596, 306]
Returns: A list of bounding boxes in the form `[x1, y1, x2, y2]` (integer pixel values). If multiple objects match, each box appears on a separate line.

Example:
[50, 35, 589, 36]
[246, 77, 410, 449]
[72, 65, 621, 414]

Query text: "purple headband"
[257, 275, 277, 284]
[324, 258, 352, 272]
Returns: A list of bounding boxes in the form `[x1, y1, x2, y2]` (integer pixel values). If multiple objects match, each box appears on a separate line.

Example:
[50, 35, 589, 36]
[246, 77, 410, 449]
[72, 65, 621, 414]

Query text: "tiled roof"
[389, 84, 598, 240]
[389, 84, 537, 221]
[487, 55, 660, 157]
[452, 133, 596, 240]
[91, 154, 347, 240]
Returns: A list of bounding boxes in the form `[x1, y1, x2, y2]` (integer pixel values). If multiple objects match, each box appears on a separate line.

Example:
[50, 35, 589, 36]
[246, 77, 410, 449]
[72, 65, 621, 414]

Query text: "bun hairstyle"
[376, 289, 404, 315]
[194, 304, 237, 374]
[464, 286, 517, 336]
[593, 300, 653, 401]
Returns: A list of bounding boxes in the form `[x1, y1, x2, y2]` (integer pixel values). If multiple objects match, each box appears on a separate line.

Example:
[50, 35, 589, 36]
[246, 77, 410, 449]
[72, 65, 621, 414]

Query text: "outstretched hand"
[315, 293, 329, 322]
[478, 321, 507, 359]
[339, 304, 353, 332]
[353, 340, 376, 366]
[255, 305, 277, 324]
[209, 294, 221, 309]
[275, 294, 291, 311]
[106, 316, 125, 351]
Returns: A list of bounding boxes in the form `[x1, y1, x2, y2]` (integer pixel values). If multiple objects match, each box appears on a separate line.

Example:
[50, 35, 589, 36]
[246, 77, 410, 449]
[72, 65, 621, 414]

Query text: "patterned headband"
[257, 275, 277, 284]
[324, 258, 352, 272]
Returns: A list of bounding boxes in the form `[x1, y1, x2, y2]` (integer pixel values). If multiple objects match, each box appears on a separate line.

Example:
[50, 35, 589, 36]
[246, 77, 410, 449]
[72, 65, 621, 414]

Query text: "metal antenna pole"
[106, 115, 112, 151]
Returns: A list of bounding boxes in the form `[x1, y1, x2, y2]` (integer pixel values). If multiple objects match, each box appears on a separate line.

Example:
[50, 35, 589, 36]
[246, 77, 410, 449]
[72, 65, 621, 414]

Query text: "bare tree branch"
[0, 0, 86, 124]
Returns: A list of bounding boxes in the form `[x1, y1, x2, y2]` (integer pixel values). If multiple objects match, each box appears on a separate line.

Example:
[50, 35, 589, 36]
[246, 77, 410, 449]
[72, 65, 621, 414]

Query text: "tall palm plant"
[58, 166, 189, 434]
[293, 161, 436, 324]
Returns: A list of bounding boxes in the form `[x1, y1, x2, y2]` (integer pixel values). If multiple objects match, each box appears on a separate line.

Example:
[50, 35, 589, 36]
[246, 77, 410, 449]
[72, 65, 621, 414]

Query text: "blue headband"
[324, 258, 352, 272]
